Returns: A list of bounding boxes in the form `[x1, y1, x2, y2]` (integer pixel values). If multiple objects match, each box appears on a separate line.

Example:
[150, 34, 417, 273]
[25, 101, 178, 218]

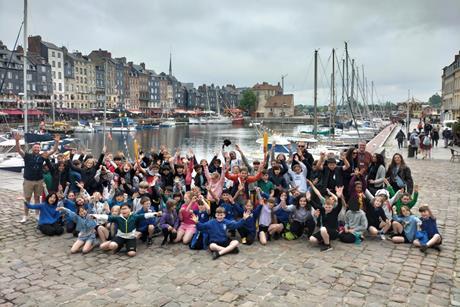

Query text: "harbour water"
[75, 123, 296, 160]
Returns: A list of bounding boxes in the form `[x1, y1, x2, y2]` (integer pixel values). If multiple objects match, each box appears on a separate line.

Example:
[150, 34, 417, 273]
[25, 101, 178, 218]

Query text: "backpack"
[189, 231, 208, 250]
[410, 135, 416, 146]
[423, 136, 431, 146]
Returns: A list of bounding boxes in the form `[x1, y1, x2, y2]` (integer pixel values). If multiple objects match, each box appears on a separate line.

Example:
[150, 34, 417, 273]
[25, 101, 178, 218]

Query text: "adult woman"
[367, 153, 386, 195]
[385, 153, 414, 194]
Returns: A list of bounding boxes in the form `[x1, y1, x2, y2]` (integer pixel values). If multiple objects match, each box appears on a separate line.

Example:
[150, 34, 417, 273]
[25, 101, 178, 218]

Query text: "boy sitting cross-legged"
[192, 207, 250, 260]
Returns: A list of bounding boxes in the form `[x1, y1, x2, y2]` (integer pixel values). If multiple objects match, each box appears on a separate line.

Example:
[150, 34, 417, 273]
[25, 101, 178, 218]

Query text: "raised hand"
[335, 186, 344, 198]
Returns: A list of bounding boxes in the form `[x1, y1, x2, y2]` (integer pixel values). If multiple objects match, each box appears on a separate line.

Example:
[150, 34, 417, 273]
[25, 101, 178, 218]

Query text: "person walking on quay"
[385, 153, 414, 194]
[442, 128, 452, 148]
[15, 133, 60, 223]
[431, 128, 440, 148]
[420, 133, 432, 159]
[395, 129, 406, 149]
[409, 129, 420, 159]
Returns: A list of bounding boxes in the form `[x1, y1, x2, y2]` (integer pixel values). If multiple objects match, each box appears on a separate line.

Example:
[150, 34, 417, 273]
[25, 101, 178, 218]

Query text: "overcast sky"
[1, 0, 459, 105]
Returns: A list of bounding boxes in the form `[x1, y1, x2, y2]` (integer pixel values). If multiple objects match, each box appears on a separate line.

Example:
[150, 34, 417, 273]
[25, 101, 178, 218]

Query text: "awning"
[1, 109, 23, 115]
[128, 110, 143, 114]
[26, 110, 44, 116]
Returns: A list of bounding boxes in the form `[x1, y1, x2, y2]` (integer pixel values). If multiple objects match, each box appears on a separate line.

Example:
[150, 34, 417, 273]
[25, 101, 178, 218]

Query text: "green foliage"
[239, 90, 257, 112]
[428, 93, 442, 108]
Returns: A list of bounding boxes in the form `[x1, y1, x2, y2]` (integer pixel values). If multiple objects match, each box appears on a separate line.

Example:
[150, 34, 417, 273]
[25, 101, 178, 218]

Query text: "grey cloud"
[1, 0, 459, 104]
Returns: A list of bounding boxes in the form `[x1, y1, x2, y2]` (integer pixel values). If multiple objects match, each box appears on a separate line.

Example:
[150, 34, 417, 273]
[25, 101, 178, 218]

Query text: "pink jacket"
[204, 165, 226, 202]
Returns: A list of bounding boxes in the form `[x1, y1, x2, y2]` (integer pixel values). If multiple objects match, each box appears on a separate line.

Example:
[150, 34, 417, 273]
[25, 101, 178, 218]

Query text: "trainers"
[241, 237, 247, 244]
[320, 245, 333, 252]
[20, 216, 27, 223]
[380, 234, 386, 240]
[147, 238, 153, 246]
[231, 247, 239, 254]
[212, 251, 220, 260]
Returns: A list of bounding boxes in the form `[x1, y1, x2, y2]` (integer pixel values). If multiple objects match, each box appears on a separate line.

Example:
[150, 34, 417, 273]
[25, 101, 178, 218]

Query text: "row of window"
[51, 51, 62, 58]
[4, 82, 47, 92]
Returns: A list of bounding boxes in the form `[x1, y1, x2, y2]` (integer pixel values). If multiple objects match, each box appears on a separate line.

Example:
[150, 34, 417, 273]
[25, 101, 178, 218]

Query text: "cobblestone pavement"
[1, 148, 460, 306]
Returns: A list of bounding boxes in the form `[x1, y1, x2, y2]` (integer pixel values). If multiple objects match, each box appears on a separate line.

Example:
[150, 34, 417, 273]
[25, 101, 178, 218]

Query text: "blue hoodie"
[26, 202, 62, 225]
[240, 205, 263, 238]
[218, 200, 244, 221]
[421, 217, 439, 239]
[197, 218, 245, 244]
[136, 206, 157, 232]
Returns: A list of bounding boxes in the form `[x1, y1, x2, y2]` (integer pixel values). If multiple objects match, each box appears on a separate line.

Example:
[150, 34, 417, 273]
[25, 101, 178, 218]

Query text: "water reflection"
[75, 124, 295, 160]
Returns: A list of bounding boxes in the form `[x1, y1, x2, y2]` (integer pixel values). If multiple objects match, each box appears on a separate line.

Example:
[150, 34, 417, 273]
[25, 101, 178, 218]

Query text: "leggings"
[161, 228, 177, 244]
[237, 227, 255, 245]
[339, 232, 358, 243]
[290, 219, 316, 238]
[38, 223, 64, 236]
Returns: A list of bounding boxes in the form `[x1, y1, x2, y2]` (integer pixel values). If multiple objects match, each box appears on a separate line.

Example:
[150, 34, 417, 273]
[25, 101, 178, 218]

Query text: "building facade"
[29, 36, 65, 106]
[252, 82, 283, 117]
[0, 41, 52, 110]
[442, 51, 460, 121]
[263, 94, 295, 117]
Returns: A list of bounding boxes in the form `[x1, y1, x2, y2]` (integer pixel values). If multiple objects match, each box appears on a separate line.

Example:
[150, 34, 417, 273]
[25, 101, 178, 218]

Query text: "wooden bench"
[450, 147, 460, 162]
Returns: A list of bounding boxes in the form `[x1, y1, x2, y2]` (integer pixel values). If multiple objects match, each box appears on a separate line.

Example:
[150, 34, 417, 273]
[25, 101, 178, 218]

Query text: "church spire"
[169, 52, 172, 76]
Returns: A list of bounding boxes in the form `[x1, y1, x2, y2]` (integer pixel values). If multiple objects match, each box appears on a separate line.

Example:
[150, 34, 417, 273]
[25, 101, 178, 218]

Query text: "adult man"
[15, 132, 60, 223]
[442, 128, 452, 148]
[356, 141, 372, 173]
[294, 141, 314, 177]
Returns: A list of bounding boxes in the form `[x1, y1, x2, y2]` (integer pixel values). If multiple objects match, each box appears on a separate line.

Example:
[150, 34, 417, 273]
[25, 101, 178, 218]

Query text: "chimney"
[16, 45, 24, 54]
[140, 62, 145, 70]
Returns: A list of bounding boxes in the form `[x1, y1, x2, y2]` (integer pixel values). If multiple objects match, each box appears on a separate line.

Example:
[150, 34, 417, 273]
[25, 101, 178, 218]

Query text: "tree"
[428, 93, 442, 108]
[239, 90, 257, 113]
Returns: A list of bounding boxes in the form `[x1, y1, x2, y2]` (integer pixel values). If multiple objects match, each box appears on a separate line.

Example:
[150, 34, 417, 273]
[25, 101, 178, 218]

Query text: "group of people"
[15, 132, 441, 259]
[395, 119, 453, 159]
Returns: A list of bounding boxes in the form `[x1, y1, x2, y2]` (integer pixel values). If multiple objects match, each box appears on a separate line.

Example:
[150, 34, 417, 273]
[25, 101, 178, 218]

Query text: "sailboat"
[200, 86, 232, 125]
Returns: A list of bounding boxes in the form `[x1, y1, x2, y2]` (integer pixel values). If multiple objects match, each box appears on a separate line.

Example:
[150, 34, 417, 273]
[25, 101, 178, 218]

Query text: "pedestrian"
[431, 128, 439, 147]
[442, 128, 452, 148]
[395, 130, 406, 149]
[420, 133, 432, 159]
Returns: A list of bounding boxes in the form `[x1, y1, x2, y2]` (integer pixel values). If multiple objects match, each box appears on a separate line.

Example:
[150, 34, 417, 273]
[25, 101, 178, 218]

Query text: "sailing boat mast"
[331, 48, 336, 137]
[215, 87, 220, 116]
[313, 49, 318, 138]
[103, 58, 107, 147]
[345, 42, 349, 99]
[23, 0, 28, 134]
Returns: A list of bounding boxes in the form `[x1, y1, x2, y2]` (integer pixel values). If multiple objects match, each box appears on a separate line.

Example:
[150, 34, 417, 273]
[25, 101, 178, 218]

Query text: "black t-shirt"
[23, 153, 45, 181]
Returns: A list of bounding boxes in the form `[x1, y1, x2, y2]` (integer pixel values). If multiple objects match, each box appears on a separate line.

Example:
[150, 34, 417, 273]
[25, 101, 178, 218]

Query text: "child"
[258, 196, 284, 244]
[160, 200, 180, 246]
[189, 197, 211, 250]
[136, 197, 159, 246]
[175, 192, 199, 244]
[256, 170, 275, 197]
[283, 193, 315, 239]
[25, 193, 64, 236]
[92, 203, 160, 257]
[413, 205, 442, 253]
[288, 156, 308, 193]
[193, 207, 250, 260]
[56, 206, 97, 254]
[237, 200, 260, 245]
[365, 195, 391, 240]
[387, 182, 419, 215]
[391, 205, 421, 244]
[308, 184, 343, 252]
[339, 198, 368, 244]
